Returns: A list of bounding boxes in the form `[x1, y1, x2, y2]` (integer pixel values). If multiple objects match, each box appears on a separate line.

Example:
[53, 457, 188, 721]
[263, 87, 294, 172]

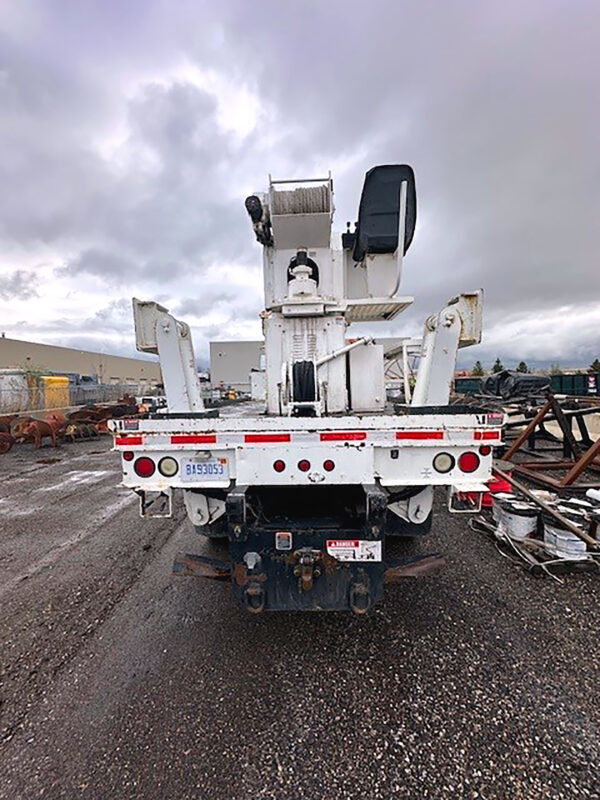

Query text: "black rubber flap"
[353, 164, 416, 262]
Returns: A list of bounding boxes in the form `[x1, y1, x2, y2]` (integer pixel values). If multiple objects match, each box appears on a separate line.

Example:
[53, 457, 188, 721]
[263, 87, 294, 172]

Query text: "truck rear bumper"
[172, 534, 444, 613]
[111, 410, 503, 491]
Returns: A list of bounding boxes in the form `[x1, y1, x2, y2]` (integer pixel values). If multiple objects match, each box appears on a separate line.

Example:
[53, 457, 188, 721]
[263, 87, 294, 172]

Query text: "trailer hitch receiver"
[137, 488, 172, 518]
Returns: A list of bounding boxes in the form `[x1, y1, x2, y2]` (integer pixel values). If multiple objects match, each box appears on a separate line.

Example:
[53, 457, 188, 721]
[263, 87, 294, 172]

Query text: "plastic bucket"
[482, 470, 513, 508]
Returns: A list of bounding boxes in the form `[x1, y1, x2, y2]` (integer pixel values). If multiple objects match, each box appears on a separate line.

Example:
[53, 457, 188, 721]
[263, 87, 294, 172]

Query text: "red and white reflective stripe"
[114, 435, 143, 446]
[244, 433, 291, 443]
[396, 431, 444, 440]
[474, 430, 501, 441]
[121, 427, 501, 447]
[170, 434, 217, 444]
[320, 431, 367, 442]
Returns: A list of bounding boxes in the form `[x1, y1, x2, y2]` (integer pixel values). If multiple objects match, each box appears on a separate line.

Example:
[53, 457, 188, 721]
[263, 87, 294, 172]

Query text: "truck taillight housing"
[158, 457, 178, 477]
[298, 459, 310, 472]
[123, 451, 134, 462]
[479, 445, 492, 456]
[134, 457, 156, 478]
[323, 459, 335, 472]
[458, 452, 480, 473]
[273, 459, 286, 473]
[433, 452, 454, 473]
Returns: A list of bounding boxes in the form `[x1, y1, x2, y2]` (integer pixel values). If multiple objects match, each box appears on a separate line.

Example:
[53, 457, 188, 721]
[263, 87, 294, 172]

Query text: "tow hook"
[293, 548, 322, 592]
[349, 581, 370, 615]
[244, 582, 265, 613]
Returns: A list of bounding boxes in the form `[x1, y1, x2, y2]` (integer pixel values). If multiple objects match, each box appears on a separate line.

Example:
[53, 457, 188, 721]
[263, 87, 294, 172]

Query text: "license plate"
[181, 457, 229, 481]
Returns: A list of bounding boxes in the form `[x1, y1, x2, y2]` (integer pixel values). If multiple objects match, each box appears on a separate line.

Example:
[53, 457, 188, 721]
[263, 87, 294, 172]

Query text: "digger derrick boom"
[111, 163, 499, 614]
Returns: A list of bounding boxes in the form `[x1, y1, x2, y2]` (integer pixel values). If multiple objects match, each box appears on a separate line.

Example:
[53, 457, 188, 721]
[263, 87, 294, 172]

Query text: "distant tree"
[492, 358, 504, 374]
[472, 361, 484, 377]
[589, 358, 600, 373]
[516, 361, 529, 373]
[549, 363, 562, 376]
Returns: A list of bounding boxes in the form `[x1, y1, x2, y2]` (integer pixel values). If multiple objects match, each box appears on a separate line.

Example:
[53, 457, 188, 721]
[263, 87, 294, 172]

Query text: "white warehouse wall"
[209, 341, 263, 392]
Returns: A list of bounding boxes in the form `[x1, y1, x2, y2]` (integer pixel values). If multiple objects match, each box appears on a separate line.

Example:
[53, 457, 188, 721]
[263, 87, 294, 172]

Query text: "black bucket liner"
[353, 164, 417, 262]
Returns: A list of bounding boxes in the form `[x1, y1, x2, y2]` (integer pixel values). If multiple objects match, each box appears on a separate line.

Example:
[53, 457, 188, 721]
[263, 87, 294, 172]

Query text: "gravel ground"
[1, 432, 599, 799]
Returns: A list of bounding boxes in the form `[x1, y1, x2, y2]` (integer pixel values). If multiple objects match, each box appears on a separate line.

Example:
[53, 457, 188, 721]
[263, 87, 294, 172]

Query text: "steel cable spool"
[495, 499, 538, 541]
[272, 185, 330, 215]
[542, 508, 588, 561]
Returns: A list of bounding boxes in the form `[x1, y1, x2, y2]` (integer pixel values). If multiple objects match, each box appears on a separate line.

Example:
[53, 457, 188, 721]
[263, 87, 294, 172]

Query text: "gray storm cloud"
[0, 0, 598, 368]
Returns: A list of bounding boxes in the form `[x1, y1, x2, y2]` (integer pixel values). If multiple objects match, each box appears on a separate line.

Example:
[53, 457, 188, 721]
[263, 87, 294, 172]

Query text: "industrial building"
[0, 335, 162, 386]
[209, 341, 263, 393]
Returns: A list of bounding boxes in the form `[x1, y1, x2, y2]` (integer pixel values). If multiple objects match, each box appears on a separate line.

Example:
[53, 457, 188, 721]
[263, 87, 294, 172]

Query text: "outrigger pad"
[353, 164, 417, 262]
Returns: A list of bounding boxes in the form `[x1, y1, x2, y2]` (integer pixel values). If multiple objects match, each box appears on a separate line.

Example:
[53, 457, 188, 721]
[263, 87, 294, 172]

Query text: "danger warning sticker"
[326, 540, 382, 562]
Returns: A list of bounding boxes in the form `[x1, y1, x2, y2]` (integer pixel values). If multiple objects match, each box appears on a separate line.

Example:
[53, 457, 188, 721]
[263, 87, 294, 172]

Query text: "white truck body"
[111, 164, 502, 613]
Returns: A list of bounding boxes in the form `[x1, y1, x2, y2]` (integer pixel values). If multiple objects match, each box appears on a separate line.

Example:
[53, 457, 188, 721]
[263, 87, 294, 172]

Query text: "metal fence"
[0, 382, 157, 414]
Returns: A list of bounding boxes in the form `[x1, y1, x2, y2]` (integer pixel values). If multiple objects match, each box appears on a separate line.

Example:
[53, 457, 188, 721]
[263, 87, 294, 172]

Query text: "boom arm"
[412, 290, 483, 406]
[132, 298, 205, 413]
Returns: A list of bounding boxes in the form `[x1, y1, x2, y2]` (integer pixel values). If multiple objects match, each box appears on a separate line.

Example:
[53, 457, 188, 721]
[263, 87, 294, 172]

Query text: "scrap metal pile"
[0, 396, 139, 453]
[471, 465, 600, 580]
[469, 390, 600, 579]
[502, 395, 600, 494]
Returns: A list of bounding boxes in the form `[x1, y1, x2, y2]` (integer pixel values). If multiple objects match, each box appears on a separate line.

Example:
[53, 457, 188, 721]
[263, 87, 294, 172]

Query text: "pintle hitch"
[293, 548, 323, 592]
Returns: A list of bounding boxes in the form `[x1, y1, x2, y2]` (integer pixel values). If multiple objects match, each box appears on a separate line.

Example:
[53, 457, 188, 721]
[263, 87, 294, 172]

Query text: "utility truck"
[110, 165, 502, 613]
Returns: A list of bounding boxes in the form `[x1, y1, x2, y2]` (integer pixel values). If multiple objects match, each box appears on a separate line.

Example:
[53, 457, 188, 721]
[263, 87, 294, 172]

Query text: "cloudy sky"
[1, 0, 598, 370]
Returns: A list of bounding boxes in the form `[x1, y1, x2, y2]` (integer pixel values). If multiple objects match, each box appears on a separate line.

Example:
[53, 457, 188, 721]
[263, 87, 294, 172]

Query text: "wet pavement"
[1, 434, 599, 799]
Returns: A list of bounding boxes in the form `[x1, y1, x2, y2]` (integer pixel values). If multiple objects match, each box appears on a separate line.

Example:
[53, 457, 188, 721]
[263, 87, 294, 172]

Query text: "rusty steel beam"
[511, 464, 600, 493]
[504, 399, 553, 461]
[550, 396, 582, 460]
[561, 437, 600, 487]
[172, 552, 231, 581]
[384, 553, 445, 582]
[516, 459, 600, 475]
[511, 465, 564, 489]
[504, 405, 599, 429]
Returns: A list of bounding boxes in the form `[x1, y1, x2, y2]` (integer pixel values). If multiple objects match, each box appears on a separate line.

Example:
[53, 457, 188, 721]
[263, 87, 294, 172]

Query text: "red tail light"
[273, 459, 286, 473]
[123, 451, 134, 462]
[479, 445, 492, 456]
[134, 457, 156, 478]
[458, 452, 480, 473]
[298, 459, 310, 472]
[323, 459, 335, 472]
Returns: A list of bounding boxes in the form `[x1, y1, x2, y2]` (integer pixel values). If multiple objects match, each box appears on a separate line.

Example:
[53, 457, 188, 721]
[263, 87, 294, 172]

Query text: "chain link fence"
[0, 374, 159, 414]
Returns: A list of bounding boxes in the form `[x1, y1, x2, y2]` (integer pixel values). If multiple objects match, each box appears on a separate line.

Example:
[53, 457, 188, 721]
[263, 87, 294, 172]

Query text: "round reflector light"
[134, 456, 155, 478]
[273, 459, 286, 473]
[458, 452, 480, 473]
[123, 451, 134, 462]
[158, 456, 179, 477]
[323, 459, 335, 472]
[298, 459, 310, 472]
[433, 452, 454, 474]
[479, 445, 492, 456]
